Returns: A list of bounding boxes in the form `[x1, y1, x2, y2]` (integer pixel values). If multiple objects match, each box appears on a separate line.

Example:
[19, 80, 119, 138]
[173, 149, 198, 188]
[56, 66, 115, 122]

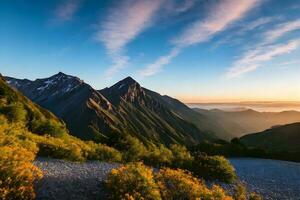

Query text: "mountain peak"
[119, 76, 138, 85]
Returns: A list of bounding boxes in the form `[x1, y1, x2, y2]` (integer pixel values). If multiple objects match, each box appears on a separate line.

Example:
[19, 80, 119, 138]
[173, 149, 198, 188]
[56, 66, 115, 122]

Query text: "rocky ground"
[229, 158, 300, 200]
[34, 157, 300, 200]
[34, 158, 119, 200]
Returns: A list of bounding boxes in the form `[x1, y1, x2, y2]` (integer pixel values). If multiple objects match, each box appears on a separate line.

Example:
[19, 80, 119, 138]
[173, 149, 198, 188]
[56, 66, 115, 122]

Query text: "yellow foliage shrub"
[106, 162, 161, 200]
[155, 168, 233, 200]
[0, 146, 43, 200]
[106, 163, 234, 200]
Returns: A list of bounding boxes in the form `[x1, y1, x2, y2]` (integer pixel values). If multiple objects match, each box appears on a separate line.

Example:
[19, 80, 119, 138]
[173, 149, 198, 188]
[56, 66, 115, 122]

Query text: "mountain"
[194, 108, 300, 139]
[240, 122, 300, 153]
[5, 73, 213, 146]
[0, 74, 68, 134]
[6, 72, 115, 141]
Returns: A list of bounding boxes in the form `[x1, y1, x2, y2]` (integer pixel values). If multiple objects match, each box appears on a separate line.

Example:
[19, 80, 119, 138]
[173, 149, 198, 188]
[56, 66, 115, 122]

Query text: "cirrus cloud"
[96, 0, 163, 78]
[140, 0, 261, 77]
[225, 39, 300, 78]
[54, 0, 81, 22]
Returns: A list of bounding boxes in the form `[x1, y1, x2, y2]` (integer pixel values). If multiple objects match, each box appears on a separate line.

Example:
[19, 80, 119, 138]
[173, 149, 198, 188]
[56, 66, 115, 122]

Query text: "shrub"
[155, 168, 210, 200]
[0, 146, 43, 200]
[190, 153, 236, 183]
[144, 144, 173, 167]
[36, 138, 85, 162]
[86, 142, 122, 162]
[233, 184, 262, 200]
[117, 135, 148, 162]
[233, 184, 247, 200]
[106, 162, 161, 200]
[2, 103, 27, 122]
[249, 193, 262, 200]
[170, 144, 193, 168]
[31, 120, 66, 137]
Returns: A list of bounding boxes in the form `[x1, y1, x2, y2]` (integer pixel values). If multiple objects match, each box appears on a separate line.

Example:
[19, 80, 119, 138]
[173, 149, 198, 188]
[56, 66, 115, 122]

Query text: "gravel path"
[34, 158, 119, 200]
[229, 158, 300, 200]
[34, 157, 300, 200]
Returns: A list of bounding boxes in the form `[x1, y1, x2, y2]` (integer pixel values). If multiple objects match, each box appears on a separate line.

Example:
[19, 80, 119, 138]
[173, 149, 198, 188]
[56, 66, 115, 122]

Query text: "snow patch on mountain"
[118, 84, 125, 89]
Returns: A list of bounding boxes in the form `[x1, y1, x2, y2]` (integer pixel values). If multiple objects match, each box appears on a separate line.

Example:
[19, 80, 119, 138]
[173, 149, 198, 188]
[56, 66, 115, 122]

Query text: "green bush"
[31, 120, 66, 137]
[144, 144, 173, 167]
[2, 103, 27, 122]
[116, 135, 148, 162]
[37, 139, 85, 162]
[170, 144, 193, 168]
[106, 162, 161, 200]
[190, 153, 236, 183]
[86, 142, 122, 162]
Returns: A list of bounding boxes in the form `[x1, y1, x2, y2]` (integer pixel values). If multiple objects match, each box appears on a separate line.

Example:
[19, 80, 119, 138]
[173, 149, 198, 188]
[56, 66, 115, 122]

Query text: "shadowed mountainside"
[240, 122, 300, 152]
[6, 73, 215, 146]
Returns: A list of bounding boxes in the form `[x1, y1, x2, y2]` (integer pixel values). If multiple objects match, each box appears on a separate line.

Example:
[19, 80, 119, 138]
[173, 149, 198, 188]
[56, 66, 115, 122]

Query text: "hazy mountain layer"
[194, 108, 300, 140]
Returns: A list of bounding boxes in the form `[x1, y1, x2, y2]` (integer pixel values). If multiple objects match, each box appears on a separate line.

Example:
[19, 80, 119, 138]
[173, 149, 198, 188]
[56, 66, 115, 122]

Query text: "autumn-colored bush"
[155, 168, 207, 199]
[106, 163, 235, 200]
[190, 153, 236, 183]
[0, 146, 43, 200]
[106, 162, 161, 200]
[155, 168, 233, 200]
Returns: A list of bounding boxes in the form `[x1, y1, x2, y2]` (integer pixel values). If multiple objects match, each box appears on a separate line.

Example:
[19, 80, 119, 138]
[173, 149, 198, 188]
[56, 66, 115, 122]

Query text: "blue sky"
[1, 0, 300, 102]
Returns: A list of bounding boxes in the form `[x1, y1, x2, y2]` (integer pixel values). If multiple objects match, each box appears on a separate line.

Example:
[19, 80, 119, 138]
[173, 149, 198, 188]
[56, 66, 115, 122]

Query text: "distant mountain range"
[240, 122, 300, 153]
[6, 72, 300, 145]
[194, 108, 300, 140]
[5, 73, 215, 146]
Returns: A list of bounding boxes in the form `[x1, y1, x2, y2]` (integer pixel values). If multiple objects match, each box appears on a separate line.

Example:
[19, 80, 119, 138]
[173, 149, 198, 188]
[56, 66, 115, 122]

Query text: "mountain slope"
[240, 122, 300, 152]
[1, 74, 68, 133]
[194, 108, 300, 139]
[99, 77, 213, 145]
[6, 74, 212, 145]
[6, 73, 117, 140]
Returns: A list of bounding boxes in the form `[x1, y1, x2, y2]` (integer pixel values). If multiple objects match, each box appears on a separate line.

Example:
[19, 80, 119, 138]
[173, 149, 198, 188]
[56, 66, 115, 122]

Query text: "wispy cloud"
[97, 0, 162, 54]
[263, 19, 300, 44]
[225, 19, 300, 78]
[225, 39, 300, 78]
[277, 60, 300, 66]
[239, 16, 280, 33]
[55, 0, 80, 22]
[96, 0, 163, 78]
[172, 0, 260, 47]
[104, 55, 130, 78]
[165, 0, 197, 14]
[140, 0, 260, 77]
[140, 47, 180, 76]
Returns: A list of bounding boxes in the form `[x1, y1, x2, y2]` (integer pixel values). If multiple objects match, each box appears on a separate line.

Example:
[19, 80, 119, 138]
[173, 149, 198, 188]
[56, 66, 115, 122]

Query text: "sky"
[1, 0, 300, 103]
